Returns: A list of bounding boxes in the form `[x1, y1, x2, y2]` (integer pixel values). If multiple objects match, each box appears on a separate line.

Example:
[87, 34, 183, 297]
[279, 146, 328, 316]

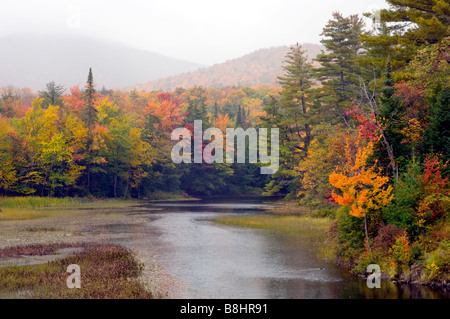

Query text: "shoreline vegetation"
[216, 200, 450, 290]
[216, 202, 336, 263]
[0, 196, 448, 297]
[215, 214, 334, 262]
[0, 197, 139, 209]
[0, 196, 142, 222]
[0, 196, 179, 298]
[0, 242, 157, 299]
[0, 193, 198, 210]
[0, 194, 198, 222]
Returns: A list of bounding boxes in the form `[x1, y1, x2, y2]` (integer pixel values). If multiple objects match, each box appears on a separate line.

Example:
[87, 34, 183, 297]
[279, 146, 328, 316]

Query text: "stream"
[106, 199, 449, 299]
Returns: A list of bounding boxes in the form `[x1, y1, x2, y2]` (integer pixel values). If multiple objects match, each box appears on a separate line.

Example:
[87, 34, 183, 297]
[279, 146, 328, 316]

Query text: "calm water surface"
[112, 199, 449, 299]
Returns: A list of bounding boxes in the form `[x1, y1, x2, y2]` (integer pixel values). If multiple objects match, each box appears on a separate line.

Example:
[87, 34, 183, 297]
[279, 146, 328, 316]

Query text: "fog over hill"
[0, 35, 205, 92]
[130, 43, 324, 91]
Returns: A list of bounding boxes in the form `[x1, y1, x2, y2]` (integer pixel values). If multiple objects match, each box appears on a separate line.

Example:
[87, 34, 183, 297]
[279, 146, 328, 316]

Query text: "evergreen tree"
[259, 44, 314, 197]
[38, 81, 65, 109]
[235, 104, 243, 127]
[422, 88, 450, 162]
[362, 0, 450, 73]
[81, 68, 98, 195]
[376, 62, 408, 178]
[314, 12, 365, 127]
[82, 68, 98, 129]
[278, 43, 314, 161]
[184, 86, 209, 126]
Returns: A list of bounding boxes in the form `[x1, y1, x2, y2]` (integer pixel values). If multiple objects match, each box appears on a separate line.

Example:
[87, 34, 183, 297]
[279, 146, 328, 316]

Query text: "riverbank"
[216, 200, 450, 291]
[0, 242, 154, 298]
[0, 198, 176, 298]
[0, 194, 199, 210]
[215, 211, 335, 261]
[0, 195, 200, 222]
[0, 198, 144, 222]
[1, 197, 448, 298]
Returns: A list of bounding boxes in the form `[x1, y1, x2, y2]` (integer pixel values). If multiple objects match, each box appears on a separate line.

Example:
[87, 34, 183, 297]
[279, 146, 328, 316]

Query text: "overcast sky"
[0, 0, 389, 65]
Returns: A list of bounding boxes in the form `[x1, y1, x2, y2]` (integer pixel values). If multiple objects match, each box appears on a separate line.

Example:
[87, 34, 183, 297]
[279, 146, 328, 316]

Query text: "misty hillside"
[0, 35, 204, 92]
[131, 44, 324, 91]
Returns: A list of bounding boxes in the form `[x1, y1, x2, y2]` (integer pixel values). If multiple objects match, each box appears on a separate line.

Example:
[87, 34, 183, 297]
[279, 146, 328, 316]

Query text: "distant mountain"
[0, 35, 204, 92]
[131, 43, 324, 91]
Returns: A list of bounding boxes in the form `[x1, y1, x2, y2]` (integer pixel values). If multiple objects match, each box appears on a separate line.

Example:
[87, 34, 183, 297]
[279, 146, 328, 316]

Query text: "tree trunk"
[300, 83, 311, 156]
[86, 163, 91, 195]
[113, 173, 118, 199]
[123, 174, 130, 199]
[381, 131, 398, 180]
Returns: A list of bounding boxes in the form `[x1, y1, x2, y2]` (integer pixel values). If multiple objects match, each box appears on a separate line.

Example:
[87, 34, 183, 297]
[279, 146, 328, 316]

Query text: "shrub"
[298, 193, 326, 208]
[311, 208, 337, 219]
[352, 250, 384, 275]
[423, 244, 450, 281]
[334, 206, 365, 262]
[336, 206, 365, 248]
[388, 232, 412, 276]
[415, 155, 450, 230]
[373, 223, 404, 255]
[383, 161, 422, 237]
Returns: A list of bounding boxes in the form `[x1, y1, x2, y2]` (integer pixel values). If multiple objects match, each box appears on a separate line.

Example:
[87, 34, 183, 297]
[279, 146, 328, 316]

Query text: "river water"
[108, 199, 448, 299]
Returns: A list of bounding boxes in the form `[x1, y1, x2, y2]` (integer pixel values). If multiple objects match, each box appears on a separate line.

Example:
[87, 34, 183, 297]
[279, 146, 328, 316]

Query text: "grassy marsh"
[0, 196, 140, 209]
[0, 197, 142, 221]
[0, 243, 156, 299]
[215, 213, 335, 260]
[0, 209, 50, 221]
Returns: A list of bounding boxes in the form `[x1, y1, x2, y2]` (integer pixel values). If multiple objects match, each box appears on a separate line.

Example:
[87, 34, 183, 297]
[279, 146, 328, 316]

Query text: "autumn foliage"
[329, 138, 393, 218]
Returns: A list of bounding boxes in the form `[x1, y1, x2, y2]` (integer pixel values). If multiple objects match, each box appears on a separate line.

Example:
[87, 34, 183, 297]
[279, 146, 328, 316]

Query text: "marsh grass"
[265, 201, 315, 215]
[0, 197, 83, 209]
[0, 243, 155, 299]
[0, 197, 142, 221]
[216, 215, 329, 237]
[146, 191, 200, 201]
[0, 196, 140, 209]
[0, 209, 50, 221]
[215, 214, 335, 261]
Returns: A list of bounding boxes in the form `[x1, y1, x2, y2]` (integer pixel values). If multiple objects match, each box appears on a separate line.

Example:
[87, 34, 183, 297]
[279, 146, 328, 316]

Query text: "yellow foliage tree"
[329, 138, 394, 249]
[0, 117, 17, 193]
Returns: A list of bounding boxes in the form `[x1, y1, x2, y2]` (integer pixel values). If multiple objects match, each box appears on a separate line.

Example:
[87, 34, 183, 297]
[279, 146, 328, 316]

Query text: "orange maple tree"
[329, 136, 394, 249]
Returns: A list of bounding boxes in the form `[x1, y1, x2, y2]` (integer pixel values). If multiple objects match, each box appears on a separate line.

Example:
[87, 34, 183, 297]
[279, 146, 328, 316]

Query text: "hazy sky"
[0, 0, 389, 65]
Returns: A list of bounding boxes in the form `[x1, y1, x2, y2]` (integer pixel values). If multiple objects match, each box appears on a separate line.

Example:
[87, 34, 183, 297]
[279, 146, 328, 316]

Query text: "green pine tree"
[184, 86, 209, 126]
[235, 104, 242, 127]
[422, 88, 450, 162]
[39, 81, 65, 109]
[81, 68, 98, 195]
[376, 62, 408, 178]
[259, 43, 314, 198]
[362, 0, 450, 74]
[278, 43, 314, 161]
[82, 68, 98, 129]
[313, 12, 365, 127]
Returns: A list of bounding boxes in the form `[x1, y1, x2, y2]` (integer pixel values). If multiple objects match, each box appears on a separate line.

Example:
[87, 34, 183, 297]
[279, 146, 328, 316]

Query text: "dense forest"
[0, 0, 449, 282]
[0, 77, 279, 198]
